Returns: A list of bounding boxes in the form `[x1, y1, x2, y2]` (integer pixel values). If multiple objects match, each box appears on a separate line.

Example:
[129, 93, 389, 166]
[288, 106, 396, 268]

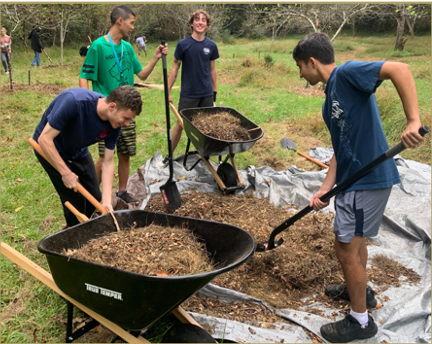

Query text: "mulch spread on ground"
[146, 191, 422, 315]
[63, 224, 215, 276]
[1, 83, 66, 95]
[191, 111, 252, 141]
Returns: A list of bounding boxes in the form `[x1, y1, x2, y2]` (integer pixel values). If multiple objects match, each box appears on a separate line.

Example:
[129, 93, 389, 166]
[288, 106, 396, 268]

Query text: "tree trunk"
[394, 15, 407, 51]
[60, 10, 64, 66]
[352, 15, 356, 37]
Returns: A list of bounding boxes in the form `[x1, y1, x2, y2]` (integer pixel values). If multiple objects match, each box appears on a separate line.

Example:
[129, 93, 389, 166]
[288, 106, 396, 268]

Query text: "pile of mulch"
[1, 83, 66, 95]
[191, 111, 251, 141]
[147, 192, 422, 312]
[63, 224, 215, 276]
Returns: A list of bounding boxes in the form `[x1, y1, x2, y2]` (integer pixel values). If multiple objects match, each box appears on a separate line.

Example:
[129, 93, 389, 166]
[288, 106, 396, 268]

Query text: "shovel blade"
[280, 138, 297, 151]
[160, 181, 181, 211]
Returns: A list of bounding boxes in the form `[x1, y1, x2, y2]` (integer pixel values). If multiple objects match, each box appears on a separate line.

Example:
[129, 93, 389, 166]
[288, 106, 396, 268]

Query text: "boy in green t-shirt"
[79, 5, 167, 203]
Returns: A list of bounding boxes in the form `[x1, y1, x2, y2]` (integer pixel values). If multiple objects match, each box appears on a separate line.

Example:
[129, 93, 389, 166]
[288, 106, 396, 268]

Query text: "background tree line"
[2, 3, 430, 52]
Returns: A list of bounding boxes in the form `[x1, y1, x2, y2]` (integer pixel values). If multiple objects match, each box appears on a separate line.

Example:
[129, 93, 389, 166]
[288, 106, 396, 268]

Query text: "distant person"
[161, 9, 219, 167]
[79, 5, 168, 204]
[32, 86, 142, 227]
[292, 32, 424, 343]
[1, 27, 12, 74]
[28, 25, 44, 67]
[135, 35, 147, 57]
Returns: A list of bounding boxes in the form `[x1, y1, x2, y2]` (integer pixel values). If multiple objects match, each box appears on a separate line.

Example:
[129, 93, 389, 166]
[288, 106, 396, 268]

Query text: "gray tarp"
[125, 149, 430, 343]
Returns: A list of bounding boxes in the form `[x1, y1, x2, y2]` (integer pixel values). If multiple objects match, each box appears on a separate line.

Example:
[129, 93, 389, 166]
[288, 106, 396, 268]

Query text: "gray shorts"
[334, 187, 392, 243]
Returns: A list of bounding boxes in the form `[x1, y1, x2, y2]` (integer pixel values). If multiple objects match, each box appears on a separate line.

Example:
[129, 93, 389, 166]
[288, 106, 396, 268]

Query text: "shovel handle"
[169, 103, 184, 128]
[28, 138, 108, 214]
[260, 125, 430, 251]
[64, 201, 90, 223]
[296, 151, 329, 169]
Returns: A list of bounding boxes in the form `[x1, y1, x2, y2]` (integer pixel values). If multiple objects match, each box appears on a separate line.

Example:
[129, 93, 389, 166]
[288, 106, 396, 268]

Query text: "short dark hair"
[105, 86, 142, 115]
[293, 32, 334, 65]
[189, 9, 211, 29]
[111, 5, 135, 25]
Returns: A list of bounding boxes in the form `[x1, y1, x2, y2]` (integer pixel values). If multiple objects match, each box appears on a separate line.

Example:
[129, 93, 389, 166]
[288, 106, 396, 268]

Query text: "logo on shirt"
[108, 59, 132, 82]
[203, 47, 210, 55]
[97, 129, 109, 140]
[331, 100, 344, 120]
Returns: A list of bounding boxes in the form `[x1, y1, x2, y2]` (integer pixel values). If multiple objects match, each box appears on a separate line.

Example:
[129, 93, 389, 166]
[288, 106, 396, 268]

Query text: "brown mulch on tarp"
[1, 83, 66, 95]
[147, 191, 422, 312]
[191, 111, 252, 141]
[64, 223, 215, 276]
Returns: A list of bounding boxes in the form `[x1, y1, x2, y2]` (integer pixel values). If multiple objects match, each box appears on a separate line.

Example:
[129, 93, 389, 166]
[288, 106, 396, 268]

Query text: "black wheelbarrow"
[170, 104, 264, 194]
[37, 209, 255, 336]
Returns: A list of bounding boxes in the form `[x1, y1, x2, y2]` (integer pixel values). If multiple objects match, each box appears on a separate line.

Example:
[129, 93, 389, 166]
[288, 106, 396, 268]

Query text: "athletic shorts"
[334, 187, 392, 243]
[138, 45, 146, 52]
[98, 120, 136, 157]
[178, 95, 214, 112]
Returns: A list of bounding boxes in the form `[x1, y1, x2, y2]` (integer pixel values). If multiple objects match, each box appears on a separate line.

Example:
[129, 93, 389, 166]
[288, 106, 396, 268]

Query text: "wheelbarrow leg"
[228, 146, 244, 188]
[64, 299, 100, 343]
[198, 153, 228, 191]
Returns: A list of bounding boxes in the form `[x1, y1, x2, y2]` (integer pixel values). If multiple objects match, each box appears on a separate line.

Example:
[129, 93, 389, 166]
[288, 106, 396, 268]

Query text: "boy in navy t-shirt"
[33, 86, 142, 227]
[160, 9, 219, 166]
[292, 32, 424, 343]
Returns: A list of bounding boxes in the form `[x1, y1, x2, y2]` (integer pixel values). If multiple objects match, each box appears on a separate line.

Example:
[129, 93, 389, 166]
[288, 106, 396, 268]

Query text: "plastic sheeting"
[125, 149, 430, 343]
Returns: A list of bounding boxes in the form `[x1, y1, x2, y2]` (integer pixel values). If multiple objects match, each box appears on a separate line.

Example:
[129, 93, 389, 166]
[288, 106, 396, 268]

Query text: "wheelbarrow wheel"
[161, 323, 216, 343]
[217, 162, 237, 194]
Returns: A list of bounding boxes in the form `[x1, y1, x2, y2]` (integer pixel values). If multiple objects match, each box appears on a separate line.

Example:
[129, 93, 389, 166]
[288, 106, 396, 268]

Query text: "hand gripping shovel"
[257, 126, 430, 252]
[159, 40, 181, 211]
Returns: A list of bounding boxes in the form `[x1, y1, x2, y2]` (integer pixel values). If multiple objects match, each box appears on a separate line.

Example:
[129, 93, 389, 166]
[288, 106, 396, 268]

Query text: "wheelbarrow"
[170, 104, 264, 194]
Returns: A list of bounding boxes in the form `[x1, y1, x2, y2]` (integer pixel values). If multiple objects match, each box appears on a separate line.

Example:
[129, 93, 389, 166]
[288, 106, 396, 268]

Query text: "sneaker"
[320, 314, 378, 343]
[325, 284, 378, 308]
[5, 71, 9, 74]
[30, 64, 34, 67]
[116, 190, 138, 203]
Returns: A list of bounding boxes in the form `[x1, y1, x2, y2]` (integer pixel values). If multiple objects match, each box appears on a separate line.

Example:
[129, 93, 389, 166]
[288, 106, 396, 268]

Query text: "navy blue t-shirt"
[33, 88, 121, 160]
[174, 36, 219, 98]
[323, 61, 400, 191]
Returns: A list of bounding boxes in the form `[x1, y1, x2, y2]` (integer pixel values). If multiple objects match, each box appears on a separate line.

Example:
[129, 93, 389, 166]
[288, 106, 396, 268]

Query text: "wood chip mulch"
[191, 111, 252, 141]
[63, 224, 215, 276]
[147, 191, 422, 313]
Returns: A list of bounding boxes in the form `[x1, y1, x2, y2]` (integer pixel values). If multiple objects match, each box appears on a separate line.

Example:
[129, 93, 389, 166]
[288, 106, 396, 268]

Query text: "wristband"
[213, 91, 217, 102]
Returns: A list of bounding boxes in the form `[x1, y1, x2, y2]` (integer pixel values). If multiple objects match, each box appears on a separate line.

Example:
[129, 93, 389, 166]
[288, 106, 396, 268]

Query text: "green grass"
[1, 34, 431, 343]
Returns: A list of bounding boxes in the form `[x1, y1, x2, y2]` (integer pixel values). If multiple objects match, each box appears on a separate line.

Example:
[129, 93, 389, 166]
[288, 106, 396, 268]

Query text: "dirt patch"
[40, 215, 57, 233]
[290, 85, 325, 97]
[192, 111, 252, 141]
[65, 223, 215, 276]
[147, 192, 422, 314]
[41, 64, 72, 69]
[0, 282, 33, 330]
[1, 83, 66, 95]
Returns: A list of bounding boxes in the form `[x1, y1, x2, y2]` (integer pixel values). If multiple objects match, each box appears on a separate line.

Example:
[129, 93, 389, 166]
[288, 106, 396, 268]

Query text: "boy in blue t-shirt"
[33, 86, 142, 227]
[292, 32, 424, 343]
[160, 9, 219, 166]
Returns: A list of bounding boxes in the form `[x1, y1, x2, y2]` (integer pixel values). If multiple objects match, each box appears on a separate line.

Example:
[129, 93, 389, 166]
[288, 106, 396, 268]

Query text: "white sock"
[350, 309, 369, 328]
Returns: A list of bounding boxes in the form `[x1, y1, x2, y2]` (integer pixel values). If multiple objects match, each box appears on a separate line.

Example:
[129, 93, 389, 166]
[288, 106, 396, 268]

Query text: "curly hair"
[188, 9, 211, 29]
[105, 86, 142, 115]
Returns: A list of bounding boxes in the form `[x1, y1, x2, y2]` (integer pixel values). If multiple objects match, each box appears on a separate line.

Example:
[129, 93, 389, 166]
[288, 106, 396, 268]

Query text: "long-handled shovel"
[257, 126, 430, 252]
[159, 40, 181, 211]
[280, 137, 328, 169]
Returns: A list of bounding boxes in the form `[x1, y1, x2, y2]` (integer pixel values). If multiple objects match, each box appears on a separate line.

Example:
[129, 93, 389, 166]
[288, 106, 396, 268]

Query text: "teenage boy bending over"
[33, 86, 142, 227]
[292, 32, 424, 343]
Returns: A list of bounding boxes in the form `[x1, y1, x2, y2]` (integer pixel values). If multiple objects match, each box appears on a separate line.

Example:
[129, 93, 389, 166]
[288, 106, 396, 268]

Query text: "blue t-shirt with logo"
[174, 36, 219, 98]
[33, 88, 121, 160]
[322, 61, 400, 191]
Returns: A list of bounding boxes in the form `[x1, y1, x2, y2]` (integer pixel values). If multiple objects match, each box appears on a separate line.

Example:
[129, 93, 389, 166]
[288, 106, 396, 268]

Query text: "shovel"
[280, 137, 328, 169]
[159, 40, 181, 211]
[257, 126, 430, 252]
[43, 49, 53, 64]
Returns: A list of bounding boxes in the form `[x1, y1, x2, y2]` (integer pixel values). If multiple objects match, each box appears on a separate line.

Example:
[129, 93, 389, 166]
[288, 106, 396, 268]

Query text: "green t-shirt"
[79, 36, 143, 96]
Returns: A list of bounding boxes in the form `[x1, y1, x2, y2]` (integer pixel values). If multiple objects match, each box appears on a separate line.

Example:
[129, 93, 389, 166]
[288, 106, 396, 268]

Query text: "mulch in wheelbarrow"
[63, 224, 215, 276]
[147, 192, 421, 314]
[191, 111, 251, 141]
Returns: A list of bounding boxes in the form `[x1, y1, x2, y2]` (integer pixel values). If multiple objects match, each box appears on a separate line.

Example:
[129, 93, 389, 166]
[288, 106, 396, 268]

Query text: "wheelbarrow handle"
[258, 125, 430, 252]
[28, 138, 108, 214]
[169, 103, 184, 129]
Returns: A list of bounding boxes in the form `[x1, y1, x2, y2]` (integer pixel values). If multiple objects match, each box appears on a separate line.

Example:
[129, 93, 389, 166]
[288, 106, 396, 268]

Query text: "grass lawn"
[1, 33, 430, 343]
